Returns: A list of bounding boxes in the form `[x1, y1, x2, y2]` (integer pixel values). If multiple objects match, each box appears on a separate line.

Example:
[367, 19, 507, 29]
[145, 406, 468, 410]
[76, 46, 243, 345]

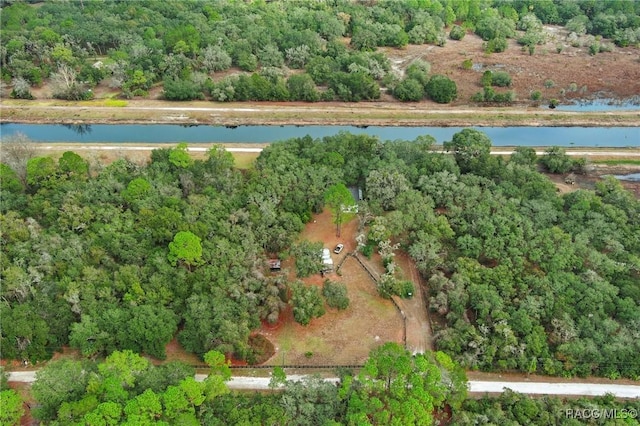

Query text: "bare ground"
[384, 26, 640, 106]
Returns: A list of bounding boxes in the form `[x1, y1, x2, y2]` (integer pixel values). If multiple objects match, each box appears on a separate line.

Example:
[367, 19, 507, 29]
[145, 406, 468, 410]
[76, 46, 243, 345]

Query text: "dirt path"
[393, 253, 433, 354]
[2, 100, 639, 127]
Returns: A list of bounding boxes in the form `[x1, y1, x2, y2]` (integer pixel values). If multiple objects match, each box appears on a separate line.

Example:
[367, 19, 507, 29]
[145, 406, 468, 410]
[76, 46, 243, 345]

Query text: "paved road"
[9, 371, 639, 397]
[37, 144, 640, 156]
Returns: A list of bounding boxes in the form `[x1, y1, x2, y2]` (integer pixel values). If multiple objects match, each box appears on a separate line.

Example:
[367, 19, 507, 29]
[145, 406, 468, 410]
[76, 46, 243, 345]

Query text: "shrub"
[491, 71, 511, 87]
[328, 72, 380, 102]
[399, 281, 415, 299]
[540, 146, 574, 173]
[425, 74, 457, 104]
[510, 146, 537, 167]
[162, 78, 204, 101]
[449, 25, 466, 41]
[320, 88, 335, 102]
[405, 59, 430, 85]
[287, 73, 319, 102]
[393, 78, 424, 102]
[361, 243, 374, 258]
[493, 91, 515, 103]
[589, 41, 600, 56]
[484, 37, 508, 53]
[544, 79, 555, 88]
[471, 91, 485, 102]
[461, 58, 473, 70]
[530, 90, 542, 101]
[600, 42, 613, 53]
[322, 280, 349, 310]
[10, 77, 33, 99]
[481, 70, 493, 87]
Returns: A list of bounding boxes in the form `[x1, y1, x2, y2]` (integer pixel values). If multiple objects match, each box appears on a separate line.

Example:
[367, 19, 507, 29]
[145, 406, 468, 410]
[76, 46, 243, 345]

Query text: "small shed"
[268, 259, 281, 271]
[348, 186, 363, 201]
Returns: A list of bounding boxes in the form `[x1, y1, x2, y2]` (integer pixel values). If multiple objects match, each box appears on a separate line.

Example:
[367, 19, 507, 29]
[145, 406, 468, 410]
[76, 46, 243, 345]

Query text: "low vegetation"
[3, 1, 637, 104]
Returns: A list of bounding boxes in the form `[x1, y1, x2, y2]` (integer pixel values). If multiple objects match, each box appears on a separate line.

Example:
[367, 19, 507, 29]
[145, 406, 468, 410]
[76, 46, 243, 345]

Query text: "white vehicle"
[334, 244, 344, 254]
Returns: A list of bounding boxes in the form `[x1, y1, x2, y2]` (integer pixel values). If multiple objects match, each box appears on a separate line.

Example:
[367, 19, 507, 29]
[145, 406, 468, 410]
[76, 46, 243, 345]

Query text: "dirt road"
[34, 143, 640, 157]
[9, 370, 639, 398]
[2, 99, 639, 127]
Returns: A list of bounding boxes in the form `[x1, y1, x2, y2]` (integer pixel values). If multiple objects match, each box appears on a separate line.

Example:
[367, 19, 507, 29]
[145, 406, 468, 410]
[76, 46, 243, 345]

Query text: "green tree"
[0, 390, 24, 426]
[365, 168, 410, 211]
[444, 129, 492, 173]
[31, 359, 91, 421]
[393, 78, 424, 102]
[322, 280, 349, 310]
[510, 146, 537, 167]
[58, 151, 89, 180]
[26, 156, 57, 188]
[425, 74, 457, 104]
[539, 146, 574, 173]
[342, 343, 468, 425]
[0, 303, 50, 362]
[169, 143, 193, 168]
[125, 305, 178, 359]
[292, 240, 324, 277]
[123, 389, 162, 423]
[290, 281, 325, 326]
[287, 73, 319, 102]
[83, 401, 123, 425]
[0, 163, 23, 193]
[325, 183, 355, 237]
[282, 375, 339, 426]
[202, 350, 231, 401]
[168, 231, 203, 269]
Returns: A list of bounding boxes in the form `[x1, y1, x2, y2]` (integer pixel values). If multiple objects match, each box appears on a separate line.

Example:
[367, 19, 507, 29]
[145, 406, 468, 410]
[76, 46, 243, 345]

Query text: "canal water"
[1, 123, 638, 147]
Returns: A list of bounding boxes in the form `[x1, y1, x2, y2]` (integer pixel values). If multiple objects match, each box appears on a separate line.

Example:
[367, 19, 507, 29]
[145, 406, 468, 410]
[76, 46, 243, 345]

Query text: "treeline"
[2, 343, 468, 425]
[457, 390, 640, 425]
[2, 0, 639, 102]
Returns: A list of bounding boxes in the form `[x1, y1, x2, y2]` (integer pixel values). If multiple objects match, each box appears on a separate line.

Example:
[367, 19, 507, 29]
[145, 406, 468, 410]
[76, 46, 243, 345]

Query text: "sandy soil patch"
[384, 26, 640, 106]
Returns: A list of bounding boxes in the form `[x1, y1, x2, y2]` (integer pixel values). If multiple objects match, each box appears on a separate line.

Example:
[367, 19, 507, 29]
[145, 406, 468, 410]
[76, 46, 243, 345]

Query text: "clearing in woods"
[260, 209, 411, 366]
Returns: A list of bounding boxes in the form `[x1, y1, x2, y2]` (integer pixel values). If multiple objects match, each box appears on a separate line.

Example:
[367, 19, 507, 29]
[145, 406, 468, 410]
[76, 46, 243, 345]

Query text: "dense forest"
[2, 0, 640, 102]
[2, 130, 639, 380]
